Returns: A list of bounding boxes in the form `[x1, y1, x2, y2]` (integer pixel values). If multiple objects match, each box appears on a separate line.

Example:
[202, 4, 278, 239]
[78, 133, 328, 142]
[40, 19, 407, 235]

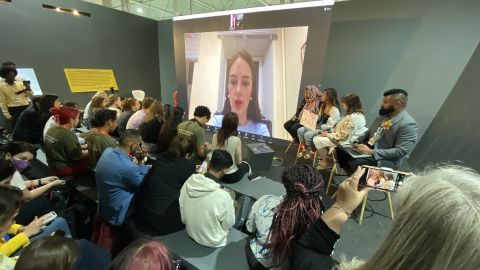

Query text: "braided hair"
[267, 164, 325, 268]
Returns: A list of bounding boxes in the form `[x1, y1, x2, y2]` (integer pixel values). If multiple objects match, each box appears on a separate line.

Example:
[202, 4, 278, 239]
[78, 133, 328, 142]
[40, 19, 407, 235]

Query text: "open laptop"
[333, 141, 372, 159]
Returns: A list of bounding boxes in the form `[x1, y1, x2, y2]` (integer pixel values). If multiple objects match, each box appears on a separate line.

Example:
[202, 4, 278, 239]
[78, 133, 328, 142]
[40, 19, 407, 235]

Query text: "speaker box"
[247, 143, 274, 171]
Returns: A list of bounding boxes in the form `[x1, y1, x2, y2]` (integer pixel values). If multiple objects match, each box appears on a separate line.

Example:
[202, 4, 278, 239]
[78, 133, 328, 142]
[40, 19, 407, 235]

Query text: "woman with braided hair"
[245, 164, 325, 269]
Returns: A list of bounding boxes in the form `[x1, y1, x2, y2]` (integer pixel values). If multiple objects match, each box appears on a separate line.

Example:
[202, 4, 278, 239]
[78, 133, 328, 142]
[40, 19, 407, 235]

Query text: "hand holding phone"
[335, 168, 370, 214]
[40, 211, 57, 226]
[359, 165, 410, 192]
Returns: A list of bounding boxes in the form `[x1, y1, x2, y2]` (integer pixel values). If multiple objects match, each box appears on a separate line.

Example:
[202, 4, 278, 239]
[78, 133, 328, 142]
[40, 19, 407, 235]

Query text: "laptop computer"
[333, 141, 372, 159]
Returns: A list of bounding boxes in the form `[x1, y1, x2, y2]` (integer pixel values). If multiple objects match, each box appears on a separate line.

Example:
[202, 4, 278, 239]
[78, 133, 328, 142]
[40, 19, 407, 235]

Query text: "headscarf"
[302, 85, 321, 115]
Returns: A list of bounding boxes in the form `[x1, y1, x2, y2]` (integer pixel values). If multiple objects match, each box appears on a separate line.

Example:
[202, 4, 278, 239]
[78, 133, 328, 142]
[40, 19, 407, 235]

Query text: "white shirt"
[10, 170, 27, 190]
[126, 110, 146, 130]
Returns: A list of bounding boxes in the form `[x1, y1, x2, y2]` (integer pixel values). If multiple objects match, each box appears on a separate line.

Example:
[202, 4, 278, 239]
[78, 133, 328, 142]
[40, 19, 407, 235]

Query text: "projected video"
[184, 27, 308, 139]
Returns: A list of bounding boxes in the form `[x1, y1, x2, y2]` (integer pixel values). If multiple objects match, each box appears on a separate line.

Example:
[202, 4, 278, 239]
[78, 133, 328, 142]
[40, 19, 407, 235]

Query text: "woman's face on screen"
[228, 57, 253, 119]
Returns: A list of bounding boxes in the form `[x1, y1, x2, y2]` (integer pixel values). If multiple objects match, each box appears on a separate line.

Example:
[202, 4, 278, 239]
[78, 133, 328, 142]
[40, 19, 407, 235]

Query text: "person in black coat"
[12, 95, 43, 144]
[134, 136, 195, 236]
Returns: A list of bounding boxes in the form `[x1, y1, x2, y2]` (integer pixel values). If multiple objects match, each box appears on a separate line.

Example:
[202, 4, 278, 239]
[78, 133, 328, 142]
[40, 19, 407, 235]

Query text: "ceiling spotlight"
[136, 7, 143, 13]
[55, 7, 61, 12]
[72, 9, 79, 15]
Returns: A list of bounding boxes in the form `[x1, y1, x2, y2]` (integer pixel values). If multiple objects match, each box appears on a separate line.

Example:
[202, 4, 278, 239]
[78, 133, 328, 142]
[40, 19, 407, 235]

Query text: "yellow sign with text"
[64, 68, 118, 93]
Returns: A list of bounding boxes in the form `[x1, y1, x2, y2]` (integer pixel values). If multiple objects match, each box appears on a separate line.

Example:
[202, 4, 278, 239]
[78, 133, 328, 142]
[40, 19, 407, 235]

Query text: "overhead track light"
[42, 4, 91, 17]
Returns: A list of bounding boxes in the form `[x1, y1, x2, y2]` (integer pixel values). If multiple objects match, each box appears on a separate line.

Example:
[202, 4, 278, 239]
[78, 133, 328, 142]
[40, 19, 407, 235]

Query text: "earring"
[250, 97, 253, 101]
[227, 95, 230, 99]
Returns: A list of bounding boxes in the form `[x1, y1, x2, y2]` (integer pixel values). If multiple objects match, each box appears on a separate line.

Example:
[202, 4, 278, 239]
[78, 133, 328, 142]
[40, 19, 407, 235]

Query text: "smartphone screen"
[359, 166, 410, 192]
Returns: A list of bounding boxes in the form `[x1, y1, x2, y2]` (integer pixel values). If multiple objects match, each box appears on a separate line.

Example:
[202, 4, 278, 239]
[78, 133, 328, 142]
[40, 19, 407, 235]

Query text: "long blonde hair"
[143, 101, 164, 123]
[339, 165, 480, 270]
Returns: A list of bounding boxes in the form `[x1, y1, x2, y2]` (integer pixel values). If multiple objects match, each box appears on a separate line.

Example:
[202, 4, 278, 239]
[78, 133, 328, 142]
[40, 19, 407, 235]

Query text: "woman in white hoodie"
[179, 149, 236, 247]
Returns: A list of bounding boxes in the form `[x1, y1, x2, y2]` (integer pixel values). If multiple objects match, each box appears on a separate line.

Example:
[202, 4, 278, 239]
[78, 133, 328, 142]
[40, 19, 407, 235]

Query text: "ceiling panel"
[82, 0, 319, 20]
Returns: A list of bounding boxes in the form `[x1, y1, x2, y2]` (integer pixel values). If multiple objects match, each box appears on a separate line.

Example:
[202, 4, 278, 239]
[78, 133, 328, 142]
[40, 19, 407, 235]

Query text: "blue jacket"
[95, 147, 149, 226]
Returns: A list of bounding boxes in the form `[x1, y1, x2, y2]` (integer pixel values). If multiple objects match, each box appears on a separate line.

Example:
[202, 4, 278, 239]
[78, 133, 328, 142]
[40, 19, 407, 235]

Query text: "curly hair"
[267, 164, 325, 268]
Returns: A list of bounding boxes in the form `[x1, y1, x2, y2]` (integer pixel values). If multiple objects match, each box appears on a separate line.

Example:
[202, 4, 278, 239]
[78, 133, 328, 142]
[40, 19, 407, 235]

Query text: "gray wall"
[320, 0, 480, 170]
[322, 0, 480, 141]
[409, 42, 480, 171]
[0, 0, 160, 107]
[158, 20, 176, 105]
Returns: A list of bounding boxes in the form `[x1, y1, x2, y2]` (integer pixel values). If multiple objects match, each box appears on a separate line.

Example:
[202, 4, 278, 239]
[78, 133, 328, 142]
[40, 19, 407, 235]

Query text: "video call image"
[364, 168, 406, 192]
[184, 27, 309, 139]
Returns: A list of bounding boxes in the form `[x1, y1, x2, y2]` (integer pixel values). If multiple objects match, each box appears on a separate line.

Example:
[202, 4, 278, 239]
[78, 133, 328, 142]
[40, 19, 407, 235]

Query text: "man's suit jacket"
[357, 110, 418, 169]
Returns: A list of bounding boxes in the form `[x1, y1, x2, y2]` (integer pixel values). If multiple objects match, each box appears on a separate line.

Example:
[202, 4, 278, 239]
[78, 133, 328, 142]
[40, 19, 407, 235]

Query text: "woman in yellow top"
[0, 67, 32, 128]
[0, 159, 71, 257]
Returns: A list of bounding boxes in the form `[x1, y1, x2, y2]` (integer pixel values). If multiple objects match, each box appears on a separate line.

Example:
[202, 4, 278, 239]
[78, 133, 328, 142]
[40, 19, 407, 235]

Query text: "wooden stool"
[358, 191, 394, 225]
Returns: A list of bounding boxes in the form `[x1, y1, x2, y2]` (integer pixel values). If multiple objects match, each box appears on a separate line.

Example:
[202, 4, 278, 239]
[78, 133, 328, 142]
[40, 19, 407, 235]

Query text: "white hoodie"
[179, 173, 235, 247]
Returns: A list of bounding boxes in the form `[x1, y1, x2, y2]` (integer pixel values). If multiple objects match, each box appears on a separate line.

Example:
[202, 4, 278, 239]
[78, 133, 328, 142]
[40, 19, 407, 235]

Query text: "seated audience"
[0, 145, 63, 224]
[0, 67, 33, 128]
[95, 130, 150, 227]
[12, 95, 43, 144]
[156, 105, 183, 154]
[87, 96, 108, 128]
[283, 86, 315, 143]
[15, 235, 111, 270]
[38, 94, 61, 133]
[179, 149, 235, 247]
[86, 109, 118, 170]
[43, 101, 86, 145]
[84, 91, 108, 126]
[211, 112, 251, 183]
[109, 239, 179, 270]
[134, 136, 195, 236]
[292, 166, 480, 270]
[44, 106, 88, 178]
[177, 105, 211, 160]
[312, 93, 367, 169]
[126, 97, 155, 130]
[107, 94, 122, 119]
[337, 89, 418, 174]
[139, 101, 164, 153]
[246, 164, 324, 269]
[298, 88, 340, 159]
[0, 185, 71, 257]
[117, 97, 139, 136]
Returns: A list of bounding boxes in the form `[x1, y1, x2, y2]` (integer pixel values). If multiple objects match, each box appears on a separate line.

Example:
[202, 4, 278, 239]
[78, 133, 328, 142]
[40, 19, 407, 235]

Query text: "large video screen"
[173, 3, 333, 142]
[185, 27, 308, 138]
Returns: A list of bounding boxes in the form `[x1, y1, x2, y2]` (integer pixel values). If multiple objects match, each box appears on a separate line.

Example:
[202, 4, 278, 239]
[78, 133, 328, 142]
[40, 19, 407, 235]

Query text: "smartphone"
[248, 172, 261, 181]
[196, 161, 208, 173]
[359, 165, 411, 192]
[40, 211, 57, 225]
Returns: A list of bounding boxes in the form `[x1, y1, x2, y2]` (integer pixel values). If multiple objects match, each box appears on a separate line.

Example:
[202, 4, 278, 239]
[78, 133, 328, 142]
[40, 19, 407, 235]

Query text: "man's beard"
[379, 106, 395, 116]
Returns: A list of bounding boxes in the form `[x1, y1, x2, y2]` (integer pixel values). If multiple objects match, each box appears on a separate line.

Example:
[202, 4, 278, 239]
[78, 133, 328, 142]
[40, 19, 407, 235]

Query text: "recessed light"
[136, 7, 143, 13]
[72, 9, 79, 15]
[55, 7, 61, 12]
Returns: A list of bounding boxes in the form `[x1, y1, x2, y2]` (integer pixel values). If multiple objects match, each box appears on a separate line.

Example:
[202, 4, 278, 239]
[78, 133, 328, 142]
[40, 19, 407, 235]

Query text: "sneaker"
[304, 151, 312, 159]
[297, 149, 307, 158]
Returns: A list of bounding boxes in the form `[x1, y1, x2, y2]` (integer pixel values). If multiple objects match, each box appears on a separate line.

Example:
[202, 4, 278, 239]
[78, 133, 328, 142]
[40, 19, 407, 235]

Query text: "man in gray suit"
[337, 89, 418, 175]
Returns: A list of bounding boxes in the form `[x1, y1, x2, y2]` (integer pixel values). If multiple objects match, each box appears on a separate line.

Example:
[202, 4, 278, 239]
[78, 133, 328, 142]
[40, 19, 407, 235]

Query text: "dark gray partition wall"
[322, 0, 480, 141]
[158, 20, 176, 105]
[0, 0, 160, 106]
[409, 42, 480, 171]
